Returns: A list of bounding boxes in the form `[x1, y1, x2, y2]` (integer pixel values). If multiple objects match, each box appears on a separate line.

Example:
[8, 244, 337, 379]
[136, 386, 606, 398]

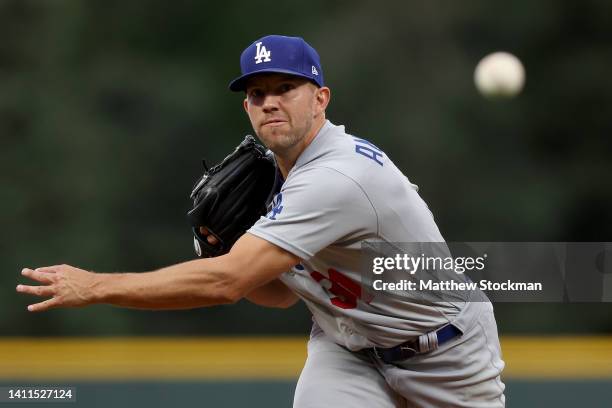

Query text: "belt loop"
[427, 331, 439, 351]
[418, 333, 428, 353]
[418, 330, 440, 353]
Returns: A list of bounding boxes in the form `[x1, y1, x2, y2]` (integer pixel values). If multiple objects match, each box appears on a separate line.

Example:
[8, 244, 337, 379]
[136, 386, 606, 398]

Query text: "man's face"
[243, 74, 323, 153]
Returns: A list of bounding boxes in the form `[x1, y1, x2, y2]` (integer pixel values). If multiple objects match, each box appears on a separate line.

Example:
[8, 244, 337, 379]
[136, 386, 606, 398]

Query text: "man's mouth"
[262, 119, 287, 126]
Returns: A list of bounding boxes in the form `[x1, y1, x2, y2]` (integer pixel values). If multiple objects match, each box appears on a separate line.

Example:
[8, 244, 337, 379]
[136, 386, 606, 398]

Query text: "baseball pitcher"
[17, 35, 505, 407]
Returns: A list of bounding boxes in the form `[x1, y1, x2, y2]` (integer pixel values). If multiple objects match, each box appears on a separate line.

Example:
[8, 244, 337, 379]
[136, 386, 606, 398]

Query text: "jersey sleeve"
[248, 166, 377, 260]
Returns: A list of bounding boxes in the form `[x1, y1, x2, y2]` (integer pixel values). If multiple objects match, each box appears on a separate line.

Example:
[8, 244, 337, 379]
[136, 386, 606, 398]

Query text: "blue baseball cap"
[229, 35, 324, 92]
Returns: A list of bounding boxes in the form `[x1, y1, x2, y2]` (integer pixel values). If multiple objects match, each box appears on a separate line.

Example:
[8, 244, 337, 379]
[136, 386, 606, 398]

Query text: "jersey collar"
[291, 120, 335, 173]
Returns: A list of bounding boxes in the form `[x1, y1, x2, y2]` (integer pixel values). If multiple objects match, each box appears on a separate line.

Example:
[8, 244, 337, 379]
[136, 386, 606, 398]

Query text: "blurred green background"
[3, 0, 611, 337]
[1, 0, 611, 406]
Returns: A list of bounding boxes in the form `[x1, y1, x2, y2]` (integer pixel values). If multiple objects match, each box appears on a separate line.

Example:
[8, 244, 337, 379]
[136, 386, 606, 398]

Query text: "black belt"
[369, 324, 462, 364]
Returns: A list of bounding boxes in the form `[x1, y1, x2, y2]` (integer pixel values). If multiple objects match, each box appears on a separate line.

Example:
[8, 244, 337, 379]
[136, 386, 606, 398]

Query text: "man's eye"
[249, 90, 263, 98]
[279, 83, 294, 93]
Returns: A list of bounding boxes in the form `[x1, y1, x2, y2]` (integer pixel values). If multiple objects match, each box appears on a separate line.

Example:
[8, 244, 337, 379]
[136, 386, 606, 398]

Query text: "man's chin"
[258, 129, 291, 147]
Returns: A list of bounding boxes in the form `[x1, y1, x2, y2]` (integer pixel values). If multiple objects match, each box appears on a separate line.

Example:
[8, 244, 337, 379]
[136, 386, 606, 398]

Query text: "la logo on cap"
[254, 42, 271, 64]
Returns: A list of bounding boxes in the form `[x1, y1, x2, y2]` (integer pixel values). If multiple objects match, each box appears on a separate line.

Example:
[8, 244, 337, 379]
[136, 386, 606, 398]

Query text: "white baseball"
[474, 52, 525, 98]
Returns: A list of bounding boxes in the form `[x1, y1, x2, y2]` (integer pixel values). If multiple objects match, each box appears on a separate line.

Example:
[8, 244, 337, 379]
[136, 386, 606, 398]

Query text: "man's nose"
[262, 94, 280, 113]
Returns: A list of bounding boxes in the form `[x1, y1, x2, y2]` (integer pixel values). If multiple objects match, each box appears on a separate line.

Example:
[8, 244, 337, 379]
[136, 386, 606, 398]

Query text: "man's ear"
[243, 97, 248, 113]
[314, 87, 331, 114]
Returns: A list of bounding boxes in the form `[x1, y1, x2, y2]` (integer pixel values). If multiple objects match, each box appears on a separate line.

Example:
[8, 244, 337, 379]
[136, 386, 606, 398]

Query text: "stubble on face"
[258, 110, 313, 154]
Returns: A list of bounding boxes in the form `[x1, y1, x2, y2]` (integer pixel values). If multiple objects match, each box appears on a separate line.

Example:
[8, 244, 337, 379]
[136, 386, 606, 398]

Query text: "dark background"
[2, 0, 611, 336]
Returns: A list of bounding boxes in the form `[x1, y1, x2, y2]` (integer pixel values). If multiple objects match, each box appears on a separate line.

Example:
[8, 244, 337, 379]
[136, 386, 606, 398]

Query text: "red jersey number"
[310, 269, 362, 309]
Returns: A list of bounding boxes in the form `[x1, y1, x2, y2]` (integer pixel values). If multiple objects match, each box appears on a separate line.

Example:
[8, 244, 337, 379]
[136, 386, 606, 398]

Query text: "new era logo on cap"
[229, 35, 324, 92]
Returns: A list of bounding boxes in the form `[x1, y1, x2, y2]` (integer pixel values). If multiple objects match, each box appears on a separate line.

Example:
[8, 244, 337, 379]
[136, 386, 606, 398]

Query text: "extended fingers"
[18, 266, 73, 312]
[16, 284, 55, 297]
[21, 268, 57, 284]
[34, 266, 60, 274]
[26, 298, 60, 313]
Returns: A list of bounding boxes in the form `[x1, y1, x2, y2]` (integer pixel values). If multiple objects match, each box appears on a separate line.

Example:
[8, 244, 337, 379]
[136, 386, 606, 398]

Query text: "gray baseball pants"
[293, 301, 505, 407]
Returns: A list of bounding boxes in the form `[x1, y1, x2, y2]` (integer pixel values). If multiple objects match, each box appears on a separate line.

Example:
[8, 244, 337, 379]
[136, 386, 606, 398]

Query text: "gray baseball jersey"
[249, 120, 466, 350]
